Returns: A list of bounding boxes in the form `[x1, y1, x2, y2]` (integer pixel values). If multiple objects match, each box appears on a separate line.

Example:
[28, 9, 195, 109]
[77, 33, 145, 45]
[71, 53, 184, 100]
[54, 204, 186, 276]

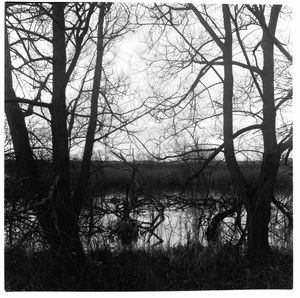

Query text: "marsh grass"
[90, 160, 292, 192]
[5, 160, 292, 193]
[5, 244, 292, 291]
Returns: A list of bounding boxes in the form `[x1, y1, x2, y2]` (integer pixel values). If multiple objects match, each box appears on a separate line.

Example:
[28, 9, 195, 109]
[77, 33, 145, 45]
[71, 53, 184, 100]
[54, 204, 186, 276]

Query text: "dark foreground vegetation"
[5, 244, 292, 291]
[5, 159, 293, 291]
[5, 158, 293, 291]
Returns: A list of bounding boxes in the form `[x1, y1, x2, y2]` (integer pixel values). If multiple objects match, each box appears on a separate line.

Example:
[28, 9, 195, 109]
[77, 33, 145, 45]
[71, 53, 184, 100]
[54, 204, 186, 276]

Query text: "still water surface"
[79, 191, 292, 251]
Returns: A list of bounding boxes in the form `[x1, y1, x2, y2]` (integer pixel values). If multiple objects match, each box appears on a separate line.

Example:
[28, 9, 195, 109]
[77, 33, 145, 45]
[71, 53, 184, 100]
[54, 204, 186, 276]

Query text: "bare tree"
[4, 2, 122, 268]
[222, 4, 292, 262]
[5, 2, 100, 265]
[142, 3, 292, 263]
[5, 2, 146, 266]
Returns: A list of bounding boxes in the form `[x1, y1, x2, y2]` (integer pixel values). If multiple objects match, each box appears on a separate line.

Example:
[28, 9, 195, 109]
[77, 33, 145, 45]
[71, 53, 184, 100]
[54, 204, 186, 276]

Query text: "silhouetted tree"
[143, 3, 292, 263]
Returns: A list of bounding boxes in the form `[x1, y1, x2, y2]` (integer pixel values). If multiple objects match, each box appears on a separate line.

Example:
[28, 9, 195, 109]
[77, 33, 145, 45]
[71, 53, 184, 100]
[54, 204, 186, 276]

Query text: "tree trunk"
[6, 3, 86, 269]
[222, 5, 283, 264]
[222, 5, 249, 201]
[246, 5, 282, 263]
[247, 149, 280, 262]
[247, 193, 271, 262]
[5, 26, 61, 253]
[5, 30, 35, 179]
[73, 3, 108, 218]
[206, 207, 238, 244]
[50, 3, 84, 262]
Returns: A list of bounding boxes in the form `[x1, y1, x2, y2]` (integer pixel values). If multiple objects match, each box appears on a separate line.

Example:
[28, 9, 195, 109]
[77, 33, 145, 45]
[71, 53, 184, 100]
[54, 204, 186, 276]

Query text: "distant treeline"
[5, 159, 292, 194]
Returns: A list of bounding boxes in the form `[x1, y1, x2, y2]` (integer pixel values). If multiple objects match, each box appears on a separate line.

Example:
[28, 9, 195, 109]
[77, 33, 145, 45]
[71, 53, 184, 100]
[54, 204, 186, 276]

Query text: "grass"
[5, 244, 293, 291]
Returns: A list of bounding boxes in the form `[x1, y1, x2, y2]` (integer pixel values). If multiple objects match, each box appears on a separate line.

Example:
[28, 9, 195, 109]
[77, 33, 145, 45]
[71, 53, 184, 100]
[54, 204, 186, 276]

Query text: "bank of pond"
[4, 159, 293, 290]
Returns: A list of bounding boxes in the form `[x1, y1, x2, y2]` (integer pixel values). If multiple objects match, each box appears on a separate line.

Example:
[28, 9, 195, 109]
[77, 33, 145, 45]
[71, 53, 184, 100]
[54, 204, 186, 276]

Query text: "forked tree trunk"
[245, 5, 282, 263]
[222, 5, 281, 264]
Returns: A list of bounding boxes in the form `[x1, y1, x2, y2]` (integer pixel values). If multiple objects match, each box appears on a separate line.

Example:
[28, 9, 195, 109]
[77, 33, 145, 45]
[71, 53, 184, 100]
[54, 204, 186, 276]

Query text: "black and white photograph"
[3, 0, 294, 292]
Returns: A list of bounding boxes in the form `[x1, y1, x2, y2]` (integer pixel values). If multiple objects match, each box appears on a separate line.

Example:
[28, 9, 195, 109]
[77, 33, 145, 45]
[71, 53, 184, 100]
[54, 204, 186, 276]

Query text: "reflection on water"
[79, 191, 292, 251]
[5, 188, 292, 252]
